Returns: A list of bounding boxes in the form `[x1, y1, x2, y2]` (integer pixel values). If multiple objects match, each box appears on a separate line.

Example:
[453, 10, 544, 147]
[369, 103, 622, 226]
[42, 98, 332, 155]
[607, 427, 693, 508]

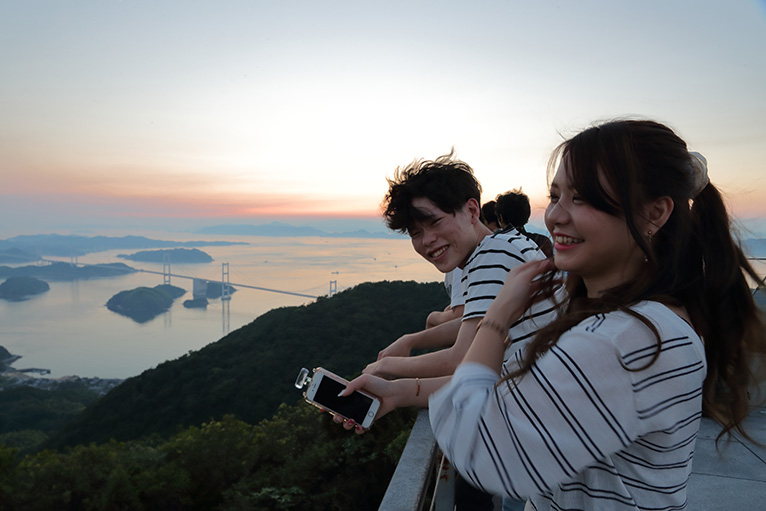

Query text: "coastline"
[1, 350, 123, 396]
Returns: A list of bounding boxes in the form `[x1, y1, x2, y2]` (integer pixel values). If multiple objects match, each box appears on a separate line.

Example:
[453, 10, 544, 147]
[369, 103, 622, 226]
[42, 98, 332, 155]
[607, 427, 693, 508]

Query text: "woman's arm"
[334, 374, 452, 434]
[463, 259, 556, 372]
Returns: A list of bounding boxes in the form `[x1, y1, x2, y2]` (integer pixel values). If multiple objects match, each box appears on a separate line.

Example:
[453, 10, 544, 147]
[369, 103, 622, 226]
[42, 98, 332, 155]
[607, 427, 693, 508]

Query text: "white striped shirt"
[461, 227, 546, 323]
[445, 268, 465, 308]
[430, 301, 706, 510]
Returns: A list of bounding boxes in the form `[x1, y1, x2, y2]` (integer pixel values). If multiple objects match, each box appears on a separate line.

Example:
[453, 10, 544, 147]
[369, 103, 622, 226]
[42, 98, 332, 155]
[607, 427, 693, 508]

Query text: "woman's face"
[545, 161, 645, 297]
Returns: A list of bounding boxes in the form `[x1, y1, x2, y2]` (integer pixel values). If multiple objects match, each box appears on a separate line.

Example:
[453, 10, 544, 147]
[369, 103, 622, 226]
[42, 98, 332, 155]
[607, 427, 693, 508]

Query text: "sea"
[0, 234, 442, 380]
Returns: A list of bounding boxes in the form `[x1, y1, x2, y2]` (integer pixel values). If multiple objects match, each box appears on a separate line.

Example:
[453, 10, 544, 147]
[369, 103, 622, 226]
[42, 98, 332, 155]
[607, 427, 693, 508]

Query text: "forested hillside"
[47, 279, 448, 448]
[0, 279, 447, 510]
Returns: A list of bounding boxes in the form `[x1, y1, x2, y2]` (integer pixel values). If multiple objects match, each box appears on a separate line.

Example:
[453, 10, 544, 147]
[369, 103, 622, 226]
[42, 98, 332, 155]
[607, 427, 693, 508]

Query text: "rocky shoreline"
[1, 346, 123, 396]
[1, 371, 123, 395]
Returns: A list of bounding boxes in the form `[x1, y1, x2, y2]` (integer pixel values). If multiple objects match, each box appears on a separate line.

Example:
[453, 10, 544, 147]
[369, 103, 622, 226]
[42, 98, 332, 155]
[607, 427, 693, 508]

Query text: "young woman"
[427, 119, 766, 510]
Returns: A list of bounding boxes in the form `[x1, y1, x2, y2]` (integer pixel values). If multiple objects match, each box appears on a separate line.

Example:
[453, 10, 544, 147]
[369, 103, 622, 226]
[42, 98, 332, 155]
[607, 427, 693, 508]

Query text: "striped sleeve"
[430, 334, 640, 500]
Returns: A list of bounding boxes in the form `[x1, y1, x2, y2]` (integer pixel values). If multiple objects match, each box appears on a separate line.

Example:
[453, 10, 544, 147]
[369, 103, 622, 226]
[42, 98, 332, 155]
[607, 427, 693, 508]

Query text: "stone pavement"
[687, 405, 766, 510]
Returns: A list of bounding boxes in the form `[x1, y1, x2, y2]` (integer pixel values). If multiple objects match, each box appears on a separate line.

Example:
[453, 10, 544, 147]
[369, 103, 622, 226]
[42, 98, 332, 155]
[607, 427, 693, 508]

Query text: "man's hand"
[377, 333, 415, 360]
[363, 356, 404, 380]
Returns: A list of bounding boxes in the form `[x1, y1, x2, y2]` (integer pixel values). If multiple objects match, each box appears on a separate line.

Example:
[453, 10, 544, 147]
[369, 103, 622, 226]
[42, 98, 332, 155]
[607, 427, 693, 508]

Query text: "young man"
[363, 152, 553, 380]
[495, 188, 554, 258]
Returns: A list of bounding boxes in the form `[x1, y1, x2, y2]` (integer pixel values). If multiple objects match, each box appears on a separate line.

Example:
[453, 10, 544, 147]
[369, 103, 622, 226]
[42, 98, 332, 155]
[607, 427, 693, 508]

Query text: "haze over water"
[1, 234, 441, 380]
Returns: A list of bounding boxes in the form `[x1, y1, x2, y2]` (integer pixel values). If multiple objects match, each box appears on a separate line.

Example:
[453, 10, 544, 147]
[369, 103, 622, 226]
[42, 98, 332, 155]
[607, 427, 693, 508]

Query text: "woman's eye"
[548, 194, 559, 203]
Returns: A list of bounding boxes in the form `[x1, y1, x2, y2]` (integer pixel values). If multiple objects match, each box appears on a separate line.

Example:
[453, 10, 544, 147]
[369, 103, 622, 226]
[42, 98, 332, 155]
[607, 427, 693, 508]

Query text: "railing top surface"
[379, 409, 437, 511]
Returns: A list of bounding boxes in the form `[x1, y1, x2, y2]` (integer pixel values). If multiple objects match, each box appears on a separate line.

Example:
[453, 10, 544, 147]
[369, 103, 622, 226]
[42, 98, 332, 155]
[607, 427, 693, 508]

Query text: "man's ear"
[465, 198, 481, 223]
[643, 196, 674, 232]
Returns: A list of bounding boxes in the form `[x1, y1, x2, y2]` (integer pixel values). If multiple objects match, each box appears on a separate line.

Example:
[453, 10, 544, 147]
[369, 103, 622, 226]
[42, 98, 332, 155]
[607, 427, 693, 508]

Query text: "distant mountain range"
[0, 234, 247, 258]
[743, 238, 766, 258]
[1, 230, 762, 260]
[195, 221, 403, 239]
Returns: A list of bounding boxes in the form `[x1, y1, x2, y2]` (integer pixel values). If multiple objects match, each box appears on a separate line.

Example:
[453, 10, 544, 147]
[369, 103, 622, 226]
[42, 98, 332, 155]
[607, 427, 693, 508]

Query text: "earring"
[644, 230, 653, 263]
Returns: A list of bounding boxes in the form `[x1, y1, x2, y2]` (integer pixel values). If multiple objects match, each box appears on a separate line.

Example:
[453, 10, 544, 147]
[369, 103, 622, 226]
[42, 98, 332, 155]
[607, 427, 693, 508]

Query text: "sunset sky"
[2, 0, 765, 238]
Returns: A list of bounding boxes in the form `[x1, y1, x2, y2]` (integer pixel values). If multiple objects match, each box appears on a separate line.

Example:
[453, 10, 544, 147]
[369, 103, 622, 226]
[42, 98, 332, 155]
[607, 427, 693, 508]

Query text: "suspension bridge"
[33, 255, 335, 300]
[27, 255, 339, 335]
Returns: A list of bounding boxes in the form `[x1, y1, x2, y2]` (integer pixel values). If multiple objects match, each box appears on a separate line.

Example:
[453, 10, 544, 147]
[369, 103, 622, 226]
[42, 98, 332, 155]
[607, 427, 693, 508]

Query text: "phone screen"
[314, 375, 374, 424]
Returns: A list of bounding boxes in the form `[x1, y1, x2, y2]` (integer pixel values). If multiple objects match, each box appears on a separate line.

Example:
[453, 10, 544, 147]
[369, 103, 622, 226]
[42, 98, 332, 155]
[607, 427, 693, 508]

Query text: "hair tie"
[689, 151, 709, 198]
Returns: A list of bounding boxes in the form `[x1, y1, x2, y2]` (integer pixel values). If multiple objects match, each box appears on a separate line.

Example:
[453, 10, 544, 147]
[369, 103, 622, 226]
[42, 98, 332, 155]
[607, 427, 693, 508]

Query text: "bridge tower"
[163, 253, 171, 285]
[221, 262, 231, 335]
[221, 262, 231, 301]
[329, 280, 337, 297]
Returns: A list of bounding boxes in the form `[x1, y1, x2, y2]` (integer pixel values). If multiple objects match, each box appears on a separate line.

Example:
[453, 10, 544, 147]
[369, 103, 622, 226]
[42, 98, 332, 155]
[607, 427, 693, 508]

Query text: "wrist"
[477, 317, 509, 339]
[400, 332, 417, 351]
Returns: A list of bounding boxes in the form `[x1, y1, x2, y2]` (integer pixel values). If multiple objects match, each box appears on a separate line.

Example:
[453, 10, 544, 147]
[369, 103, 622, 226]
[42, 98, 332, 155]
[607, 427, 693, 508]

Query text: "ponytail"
[690, 184, 766, 441]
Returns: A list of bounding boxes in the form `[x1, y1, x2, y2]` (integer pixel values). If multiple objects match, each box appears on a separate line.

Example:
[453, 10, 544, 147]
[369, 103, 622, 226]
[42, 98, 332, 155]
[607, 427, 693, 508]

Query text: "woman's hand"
[332, 373, 404, 434]
[484, 259, 558, 331]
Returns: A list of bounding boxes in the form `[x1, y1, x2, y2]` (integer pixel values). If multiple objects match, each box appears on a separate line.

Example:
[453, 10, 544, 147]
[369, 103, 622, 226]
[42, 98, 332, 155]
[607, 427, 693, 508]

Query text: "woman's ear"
[644, 196, 674, 232]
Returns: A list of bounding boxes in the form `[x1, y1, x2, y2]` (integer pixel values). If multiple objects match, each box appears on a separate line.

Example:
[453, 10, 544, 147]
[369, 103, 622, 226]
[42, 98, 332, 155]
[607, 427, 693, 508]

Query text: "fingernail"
[337, 390, 345, 397]
[347, 420, 355, 426]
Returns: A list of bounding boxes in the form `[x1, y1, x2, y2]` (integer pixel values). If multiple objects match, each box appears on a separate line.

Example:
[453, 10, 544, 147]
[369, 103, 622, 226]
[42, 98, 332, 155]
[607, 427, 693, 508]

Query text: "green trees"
[0, 276, 49, 301]
[0, 406, 417, 510]
[0, 279, 448, 510]
[105, 284, 186, 323]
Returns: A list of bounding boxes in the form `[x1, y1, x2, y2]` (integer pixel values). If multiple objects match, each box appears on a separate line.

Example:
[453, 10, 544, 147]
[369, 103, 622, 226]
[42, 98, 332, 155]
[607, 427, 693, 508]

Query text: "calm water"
[0, 235, 441, 379]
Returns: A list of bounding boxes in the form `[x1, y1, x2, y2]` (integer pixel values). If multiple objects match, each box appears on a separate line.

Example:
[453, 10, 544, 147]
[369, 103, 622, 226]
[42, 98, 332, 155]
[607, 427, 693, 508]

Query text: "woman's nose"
[545, 201, 569, 225]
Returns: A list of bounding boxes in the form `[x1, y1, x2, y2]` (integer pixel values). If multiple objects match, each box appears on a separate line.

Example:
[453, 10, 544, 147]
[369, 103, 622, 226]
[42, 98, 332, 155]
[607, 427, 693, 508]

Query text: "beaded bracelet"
[477, 318, 508, 338]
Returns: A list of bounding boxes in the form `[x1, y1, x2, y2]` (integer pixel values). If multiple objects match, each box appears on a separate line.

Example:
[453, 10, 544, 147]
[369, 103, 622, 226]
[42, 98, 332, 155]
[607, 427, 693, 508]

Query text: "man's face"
[407, 197, 479, 273]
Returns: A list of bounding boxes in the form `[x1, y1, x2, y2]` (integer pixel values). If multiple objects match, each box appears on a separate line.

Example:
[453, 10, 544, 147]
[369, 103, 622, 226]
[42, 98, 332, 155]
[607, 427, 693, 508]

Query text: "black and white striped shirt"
[430, 301, 705, 510]
[462, 227, 545, 322]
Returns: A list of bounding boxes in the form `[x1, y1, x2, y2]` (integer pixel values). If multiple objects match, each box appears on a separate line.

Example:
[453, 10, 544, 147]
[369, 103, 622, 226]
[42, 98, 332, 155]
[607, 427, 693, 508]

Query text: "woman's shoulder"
[567, 300, 701, 351]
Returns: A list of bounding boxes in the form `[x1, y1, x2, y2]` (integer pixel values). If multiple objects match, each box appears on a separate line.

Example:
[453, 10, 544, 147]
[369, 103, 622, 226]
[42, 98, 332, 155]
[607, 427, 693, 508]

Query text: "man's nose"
[422, 227, 438, 244]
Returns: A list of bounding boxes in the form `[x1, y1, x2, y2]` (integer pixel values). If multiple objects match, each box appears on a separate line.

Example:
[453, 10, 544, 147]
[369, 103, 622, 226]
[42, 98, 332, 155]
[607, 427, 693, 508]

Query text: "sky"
[1, 0, 765, 238]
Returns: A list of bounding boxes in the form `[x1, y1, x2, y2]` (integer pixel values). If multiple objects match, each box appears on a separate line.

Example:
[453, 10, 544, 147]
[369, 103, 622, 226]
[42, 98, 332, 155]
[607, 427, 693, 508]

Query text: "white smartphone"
[303, 367, 380, 429]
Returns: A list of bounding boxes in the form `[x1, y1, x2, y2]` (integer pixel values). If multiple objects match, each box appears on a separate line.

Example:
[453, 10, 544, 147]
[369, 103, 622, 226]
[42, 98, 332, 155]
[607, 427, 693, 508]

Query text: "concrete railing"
[379, 409, 439, 511]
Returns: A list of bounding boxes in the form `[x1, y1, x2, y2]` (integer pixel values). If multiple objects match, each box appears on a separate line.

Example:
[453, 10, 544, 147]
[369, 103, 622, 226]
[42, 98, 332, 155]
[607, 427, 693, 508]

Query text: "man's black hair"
[382, 150, 482, 233]
[495, 189, 531, 228]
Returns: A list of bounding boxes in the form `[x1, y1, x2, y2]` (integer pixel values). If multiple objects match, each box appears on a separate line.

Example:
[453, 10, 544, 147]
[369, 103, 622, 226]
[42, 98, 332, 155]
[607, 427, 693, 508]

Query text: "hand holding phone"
[298, 367, 381, 429]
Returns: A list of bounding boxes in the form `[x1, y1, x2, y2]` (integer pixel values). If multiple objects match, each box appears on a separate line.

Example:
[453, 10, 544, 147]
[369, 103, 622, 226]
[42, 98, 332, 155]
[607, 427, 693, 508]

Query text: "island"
[183, 281, 236, 309]
[205, 282, 236, 299]
[106, 284, 186, 323]
[0, 261, 136, 281]
[0, 248, 38, 264]
[0, 276, 50, 301]
[0, 233, 246, 257]
[117, 248, 213, 263]
[183, 298, 209, 308]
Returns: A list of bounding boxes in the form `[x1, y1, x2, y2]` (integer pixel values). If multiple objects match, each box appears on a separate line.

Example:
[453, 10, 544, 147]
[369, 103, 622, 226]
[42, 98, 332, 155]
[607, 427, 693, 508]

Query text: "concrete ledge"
[379, 409, 438, 511]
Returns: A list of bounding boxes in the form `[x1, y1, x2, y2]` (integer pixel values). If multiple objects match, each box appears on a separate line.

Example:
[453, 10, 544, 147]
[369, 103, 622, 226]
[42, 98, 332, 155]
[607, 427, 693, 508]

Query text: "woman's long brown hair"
[502, 120, 766, 442]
